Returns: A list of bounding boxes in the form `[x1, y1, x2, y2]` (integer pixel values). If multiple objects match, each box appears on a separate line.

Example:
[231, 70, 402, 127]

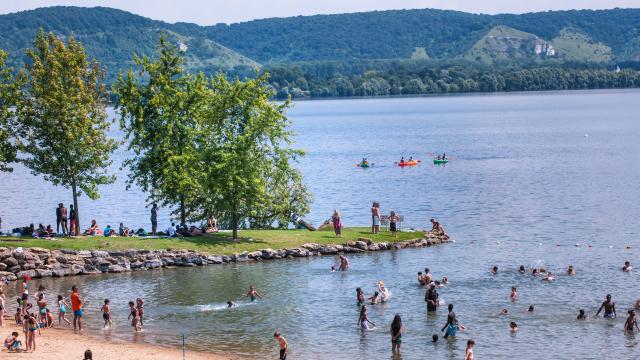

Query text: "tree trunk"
[232, 210, 239, 240]
[180, 195, 186, 227]
[71, 180, 80, 236]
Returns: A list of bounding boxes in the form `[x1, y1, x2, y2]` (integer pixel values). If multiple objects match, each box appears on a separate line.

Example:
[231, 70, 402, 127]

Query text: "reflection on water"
[1, 89, 640, 359]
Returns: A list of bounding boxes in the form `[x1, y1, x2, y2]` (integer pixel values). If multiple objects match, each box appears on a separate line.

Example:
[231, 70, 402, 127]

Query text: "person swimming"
[622, 261, 632, 272]
[500, 309, 509, 315]
[543, 272, 554, 281]
[369, 292, 379, 305]
[577, 309, 587, 320]
[510, 321, 518, 332]
[441, 303, 465, 338]
[491, 266, 498, 275]
[528, 305, 535, 312]
[532, 269, 539, 276]
[227, 301, 236, 308]
[510, 286, 517, 301]
[518, 265, 526, 274]
[596, 294, 616, 318]
[624, 310, 639, 334]
[356, 288, 365, 308]
[417, 272, 426, 286]
[378, 281, 390, 302]
[567, 265, 576, 275]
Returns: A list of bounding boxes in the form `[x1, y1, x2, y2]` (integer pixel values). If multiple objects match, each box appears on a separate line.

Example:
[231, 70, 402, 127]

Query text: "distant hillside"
[0, 7, 258, 82]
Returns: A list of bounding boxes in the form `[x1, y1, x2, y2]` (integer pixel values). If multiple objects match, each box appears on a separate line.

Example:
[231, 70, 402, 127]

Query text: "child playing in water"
[624, 310, 639, 334]
[356, 288, 365, 307]
[369, 291, 379, 305]
[623, 261, 632, 272]
[389, 211, 399, 238]
[510, 286, 517, 301]
[227, 301, 236, 308]
[567, 265, 576, 275]
[245, 286, 263, 301]
[518, 265, 526, 274]
[274, 332, 288, 360]
[390, 314, 403, 354]
[577, 309, 587, 320]
[45, 309, 54, 328]
[128, 301, 141, 332]
[464, 339, 475, 360]
[543, 272, 554, 281]
[491, 266, 498, 275]
[136, 298, 145, 326]
[510, 321, 518, 332]
[101, 299, 112, 328]
[417, 272, 425, 285]
[57, 295, 71, 326]
[358, 305, 375, 330]
[377, 281, 390, 302]
[36, 293, 47, 326]
[441, 277, 449, 285]
[500, 309, 509, 315]
[528, 305, 535, 312]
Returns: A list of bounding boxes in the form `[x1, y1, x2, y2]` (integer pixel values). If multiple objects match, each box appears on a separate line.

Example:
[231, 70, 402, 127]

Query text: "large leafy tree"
[16, 30, 117, 235]
[113, 35, 209, 226]
[197, 74, 311, 239]
[0, 49, 22, 172]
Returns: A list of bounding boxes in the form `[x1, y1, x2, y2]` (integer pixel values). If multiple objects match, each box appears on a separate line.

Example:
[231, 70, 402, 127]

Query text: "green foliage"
[113, 35, 210, 225]
[197, 74, 310, 238]
[16, 30, 117, 233]
[0, 50, 21, 172]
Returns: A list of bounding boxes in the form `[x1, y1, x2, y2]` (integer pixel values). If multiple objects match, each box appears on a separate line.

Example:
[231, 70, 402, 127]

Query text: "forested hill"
[206, 8, 640, 63]
[1, 6, 640, 99]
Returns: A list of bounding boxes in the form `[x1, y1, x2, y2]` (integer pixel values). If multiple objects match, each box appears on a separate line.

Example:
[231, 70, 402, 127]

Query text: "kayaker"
[437, 155, 441, 160]
[400, 156, 405, 163]
[409, 156, 413, 162]
[442, 153, 446, 160]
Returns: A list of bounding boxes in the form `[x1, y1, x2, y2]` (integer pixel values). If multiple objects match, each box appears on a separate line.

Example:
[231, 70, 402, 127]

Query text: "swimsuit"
[103, 313, 111, 321]
[390, 222, 397, 232]
[60, 304, 66, 313]
[279, 349, 287, 360]
[360, 319, 369, 330]
[74, 309, 83, 317]
[604, 312, 615, 319]
[392, 333, 402, 344]
[446, 323, 458, 336]
[373, 215, 380, 226]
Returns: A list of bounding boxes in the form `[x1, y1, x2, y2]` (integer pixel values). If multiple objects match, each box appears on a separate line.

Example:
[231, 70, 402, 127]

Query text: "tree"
[16, 30, 117, 234]
[113, 35, 209, 226]
[197, 73, 311, 239]
[0, 49, 22, 172]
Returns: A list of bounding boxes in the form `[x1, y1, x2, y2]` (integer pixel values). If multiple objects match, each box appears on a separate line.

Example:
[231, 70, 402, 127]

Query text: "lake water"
[2, 89, 640, 359]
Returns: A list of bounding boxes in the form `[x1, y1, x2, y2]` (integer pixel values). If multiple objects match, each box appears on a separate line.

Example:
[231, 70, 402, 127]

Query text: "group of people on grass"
[1, 278, 146, 353]
[331, 202, 418, 238]
[5, 202, 222, 239]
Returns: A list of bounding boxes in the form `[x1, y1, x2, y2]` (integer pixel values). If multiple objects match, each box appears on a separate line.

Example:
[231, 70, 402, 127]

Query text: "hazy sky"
[1, 0, 638, 25]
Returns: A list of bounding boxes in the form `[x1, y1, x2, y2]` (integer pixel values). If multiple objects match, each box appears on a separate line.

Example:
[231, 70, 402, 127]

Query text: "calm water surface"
[1, 90, 640, 359]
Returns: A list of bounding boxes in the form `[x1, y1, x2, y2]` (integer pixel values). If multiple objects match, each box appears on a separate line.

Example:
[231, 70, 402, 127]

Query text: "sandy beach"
[1, 322, 238, 360]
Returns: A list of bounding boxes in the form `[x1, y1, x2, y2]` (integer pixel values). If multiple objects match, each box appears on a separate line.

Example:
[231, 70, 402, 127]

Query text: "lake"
[1, 89, 640, 359]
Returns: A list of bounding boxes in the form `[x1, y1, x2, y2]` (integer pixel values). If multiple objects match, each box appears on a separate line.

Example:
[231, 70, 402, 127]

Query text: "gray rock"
[0, 263, 6, 271]
[0, 271, 17, 281]
[17, 270, 36, 279]
[108, 264, 125, 273]
[144, 260, 162, 269]
[367, 243, 380, 251]
[354, 241, 368, 250]
[60, 249, 78, 255]
[261, 248, 278, 259]
[318, 246, 338, 255]
[35, 269, 52, 278]
[301, 243, 320, 251]
[21, 263, 36, 271]
[247, 251, 263, 259]
[206, 256, 223, 264]
[8, 265, 21, 273]
[3, 257, 18, 267]
[91, 251, 109, 258]
[51, 269, 66, 277]
[108, 251, 125, 257]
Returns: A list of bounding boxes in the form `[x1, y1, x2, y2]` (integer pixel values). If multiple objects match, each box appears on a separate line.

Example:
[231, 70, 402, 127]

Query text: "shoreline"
[0, 232, 450, 282]
[1, 322, 238, 359]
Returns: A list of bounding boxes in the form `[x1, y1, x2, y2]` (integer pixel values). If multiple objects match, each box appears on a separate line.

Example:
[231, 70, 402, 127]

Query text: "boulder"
[35, 269, 52, 278]
[8, 265, 21, 273]
[29, 247, 51, 255]
[206, 256, 223, 264]
[247, 251, 264, 259]
[367, 243, 380, 251]
[354, 241, 368, 250]
[358, 238, 374, 246]
[144, 259, 162, 269]
[319, 246, 338, 255]
[0, 271, 17, 281]
[60, 249, 78, 255]
[3, 257, 18, 267]
[108, 264, 125, 273]
[21, 263, 36, 271]
[91, 251, 109, 258]
[286, 248, 310, 257]
[0, 263, 6, 271]
[17, 270, 36, 279]
[260, 248, 278, 260]
[51, 269, 66, 277]
[301, 243, 320, 251]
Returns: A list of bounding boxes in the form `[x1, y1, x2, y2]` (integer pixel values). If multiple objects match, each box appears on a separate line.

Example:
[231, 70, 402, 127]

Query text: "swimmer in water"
[356, 288, 366, 308]
[432, 334, 438, 342]
[441, 304, 465, 338]
[369, 291, 379, 305]
[245, 286, 263, 301]
[464, 339, 475, 360]
[567, 265, 576, 275]
[624, 310, 639, 334]
[596, 294, 616, 318]
[442, 277, 449, 285]
[528, 305, 535, 312]
[339, 255, 349, 271]
[500, 309, 508, 315]
[331, 265, 336, 272]
[358, 305, 375, 330]
[518, 265, 526, 274]
[543, 272, 554, 281]
[491, 266, 498, 275]
[227, 301, 236, 308]
[424, 268, 432, 284]
[577, 309, 587, 320]
[622, 261, 632, 272]
[510, 321, 518, 332]
[532, 269, 538, 277]
[377, 281, 390, 302]
[510, 287, 517, 301]
[418, 272, 426, 286]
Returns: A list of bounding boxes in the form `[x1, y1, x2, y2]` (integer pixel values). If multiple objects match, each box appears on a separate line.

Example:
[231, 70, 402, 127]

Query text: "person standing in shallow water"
[596, 294, 616, 318]
[390, 313, 403, 354]
[425, 284, 439, 312]
[150, 203, 158, 236]
[441, 303, 465, 338]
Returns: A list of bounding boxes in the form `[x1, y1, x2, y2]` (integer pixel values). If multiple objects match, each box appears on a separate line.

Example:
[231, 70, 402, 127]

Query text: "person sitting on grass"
[4, 332, 22, 352]
[189, 226, 203, 236]
[206, 214, 218, 233]
[83, 220, 100, 236]
[45, 225, 55, 237]
[119, 223, 134, 237]
[167, 223, 177, 237]
[103, 225, 117, 237]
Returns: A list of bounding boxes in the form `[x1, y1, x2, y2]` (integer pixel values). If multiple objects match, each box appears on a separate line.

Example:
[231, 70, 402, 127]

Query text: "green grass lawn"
[0, 227, 424, 255]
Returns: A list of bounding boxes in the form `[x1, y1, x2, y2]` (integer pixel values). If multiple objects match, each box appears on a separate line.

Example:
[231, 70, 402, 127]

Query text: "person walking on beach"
[57, 295, 71, 326]
[70, 286, 83, 332]
[390, 313, 403, 354]
[596, 294, 616, 318]
[150, 203, 158, 235]
[274, 331, 288, 360]
[371, 202, 381, 234]
[331, 209, 342, 238]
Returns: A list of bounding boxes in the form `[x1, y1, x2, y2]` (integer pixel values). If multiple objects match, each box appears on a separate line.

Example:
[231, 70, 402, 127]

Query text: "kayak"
[398, 160, 419, 166]
[433, 159, 449, 164]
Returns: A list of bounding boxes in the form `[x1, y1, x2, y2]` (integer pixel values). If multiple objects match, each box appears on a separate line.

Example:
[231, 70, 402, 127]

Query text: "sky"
[1, 0, 638, 25]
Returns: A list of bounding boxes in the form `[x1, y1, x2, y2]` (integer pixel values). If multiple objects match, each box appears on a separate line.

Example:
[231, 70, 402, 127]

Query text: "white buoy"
[584, 134, 589, 137]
